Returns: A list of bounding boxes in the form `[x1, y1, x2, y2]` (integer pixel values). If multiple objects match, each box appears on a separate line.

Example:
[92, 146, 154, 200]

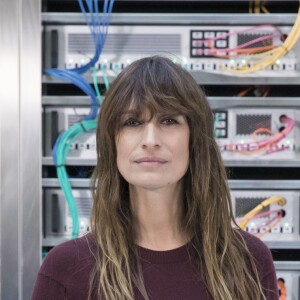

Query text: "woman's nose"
[141, 122, 161, 148]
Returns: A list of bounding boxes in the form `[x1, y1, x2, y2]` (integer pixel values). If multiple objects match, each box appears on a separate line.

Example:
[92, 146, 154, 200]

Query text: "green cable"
[55, 119, 97, 238]
[93, 66, 103, 105]
[214, 113, 221, 138]
[113, 63, 120, 76]
[42, 248, 49, 259]
[101, 63, 110, 91]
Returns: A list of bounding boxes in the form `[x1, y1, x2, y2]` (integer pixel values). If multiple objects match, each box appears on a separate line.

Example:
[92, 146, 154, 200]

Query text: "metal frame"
[275, 261, 300, 270]
[43, 73, 300, 85]
[43, 95, 300, 108]
[0, 0, 41, 299]
[42, 178, 300, 190]
[42, 13, 297, 25]
[42, 156, 300, 167]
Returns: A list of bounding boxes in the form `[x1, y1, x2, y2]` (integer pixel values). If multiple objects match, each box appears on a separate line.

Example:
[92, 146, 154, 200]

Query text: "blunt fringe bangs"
[101, 56, 213, 140]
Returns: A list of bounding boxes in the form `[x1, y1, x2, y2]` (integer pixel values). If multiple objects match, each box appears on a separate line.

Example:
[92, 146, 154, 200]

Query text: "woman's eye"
[162, 118, 178, 125]
[123, 119, 141, 127]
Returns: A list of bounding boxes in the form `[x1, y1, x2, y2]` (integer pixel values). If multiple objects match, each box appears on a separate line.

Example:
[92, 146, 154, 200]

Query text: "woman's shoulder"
[39, 233, 97, 284]
[237, 229, 271, 255]
[235, 229, 275, 277]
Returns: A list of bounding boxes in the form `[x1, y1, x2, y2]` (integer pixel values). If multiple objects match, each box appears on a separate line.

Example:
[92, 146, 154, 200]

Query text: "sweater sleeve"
[31, 273, 66, 300]
[261, 269, 279, 300]
[259, 245, 278, 300]
[239, 230, 279, 300]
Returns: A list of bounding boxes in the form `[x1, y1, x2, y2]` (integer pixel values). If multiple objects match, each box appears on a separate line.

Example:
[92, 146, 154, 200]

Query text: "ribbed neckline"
[136, 243, 191, 264]
[86, 233, 192, 264]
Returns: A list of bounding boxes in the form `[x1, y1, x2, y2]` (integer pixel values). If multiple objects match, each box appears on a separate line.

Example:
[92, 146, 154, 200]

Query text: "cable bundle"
[226, 0, 300, 73]
[197, 1, 300, 73]
[48, 0, 114, 238]
[47, 69, 99, 119]
[76, 0, 114, 74]
[237, 196, 286, 237]
[249, 0, 270, 14]
[53, 120, 97, 238]
[46, 0, 114, 118]
[198, 24, 283, 59]
[220, 115, 295, 155]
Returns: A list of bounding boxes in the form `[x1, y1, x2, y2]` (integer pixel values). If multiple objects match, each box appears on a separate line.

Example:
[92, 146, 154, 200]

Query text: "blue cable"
[48, 0, 114, 238]
[46, 0, 114, 76]
[46, 69, 98, 120]
[50, 0, 115, 165]
[49, 0, 114, 163]
[72, 0, 114, 74]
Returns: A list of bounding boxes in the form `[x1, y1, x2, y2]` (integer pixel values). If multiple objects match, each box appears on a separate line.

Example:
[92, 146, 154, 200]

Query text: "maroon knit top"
[32, 231, 278, 299]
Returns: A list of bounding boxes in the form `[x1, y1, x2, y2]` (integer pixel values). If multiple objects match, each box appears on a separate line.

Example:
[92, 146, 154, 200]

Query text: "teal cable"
[55, 119, 97, 238]
[93, 66, 103, 105]
[101, 63, 110, 91]
[42, 248, 48, 259]
[113, 63, 121, 76]
[214, 114, 221, 138]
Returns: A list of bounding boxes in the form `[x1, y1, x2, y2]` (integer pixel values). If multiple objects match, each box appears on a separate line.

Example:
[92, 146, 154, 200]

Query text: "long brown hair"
[89, 56, 267, 299]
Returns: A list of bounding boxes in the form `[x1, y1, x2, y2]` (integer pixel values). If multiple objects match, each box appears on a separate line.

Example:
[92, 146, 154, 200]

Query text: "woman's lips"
[135, 157, 168, 164]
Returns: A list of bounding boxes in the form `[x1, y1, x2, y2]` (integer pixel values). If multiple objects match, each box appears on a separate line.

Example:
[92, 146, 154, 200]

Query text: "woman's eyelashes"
[161, 118, 179, 125]
[122, 116, 181, 127]
[123, 118, 142, 127]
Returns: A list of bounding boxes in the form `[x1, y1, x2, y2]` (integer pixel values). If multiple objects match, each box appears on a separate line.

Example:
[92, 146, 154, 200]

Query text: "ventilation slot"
[236, 114, 271, 136]
[237, 33, 273, 49]
[235, 197, 270, 218]
[68, 33, 181, 55]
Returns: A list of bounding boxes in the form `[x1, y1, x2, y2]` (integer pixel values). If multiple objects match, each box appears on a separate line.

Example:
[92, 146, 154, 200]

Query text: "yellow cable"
[261, 2, 270, 14]
[223, 0, 300, 74]
[254, 0, 260, 14]
[238, 196, 286, 230]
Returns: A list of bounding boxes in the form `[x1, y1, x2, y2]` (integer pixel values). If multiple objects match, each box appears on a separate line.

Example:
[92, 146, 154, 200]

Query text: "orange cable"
[252, 128, 274, 138]
[261, 1, 270, 14]
[226, 142, 274, 155]
[262, 86, 270, 97]
[278, 278, 287, 300]
[209, 45, 277, 59]
[255, 215, 282, 238]
[237, 87, 253, 97]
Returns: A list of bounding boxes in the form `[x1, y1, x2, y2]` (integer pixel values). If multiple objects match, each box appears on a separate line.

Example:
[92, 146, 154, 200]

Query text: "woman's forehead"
[120, 107, 183, 120]
[120, 97, 183, 117]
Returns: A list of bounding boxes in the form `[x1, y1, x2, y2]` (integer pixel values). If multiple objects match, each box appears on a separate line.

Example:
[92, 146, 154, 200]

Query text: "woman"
[32, 56, 278, 300]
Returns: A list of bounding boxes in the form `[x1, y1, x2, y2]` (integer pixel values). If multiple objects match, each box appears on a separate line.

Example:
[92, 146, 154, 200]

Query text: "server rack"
[1, 0, 300, 298]
[41, 3, 300, 298]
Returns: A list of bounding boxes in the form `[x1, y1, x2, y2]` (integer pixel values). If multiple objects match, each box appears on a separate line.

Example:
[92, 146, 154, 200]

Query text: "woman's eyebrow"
[120, 110, 142, 120]
[156, 112, 182, 118]
[121, 109, 138, 116]
[121, 110, 183, 121]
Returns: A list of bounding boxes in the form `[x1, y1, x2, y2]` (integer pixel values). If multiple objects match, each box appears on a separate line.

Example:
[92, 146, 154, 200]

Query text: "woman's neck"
[129, 183, 189, 251]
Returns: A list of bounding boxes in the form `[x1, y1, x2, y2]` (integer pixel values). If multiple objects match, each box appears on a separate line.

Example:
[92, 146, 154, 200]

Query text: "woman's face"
[116, 108, 190, 191]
